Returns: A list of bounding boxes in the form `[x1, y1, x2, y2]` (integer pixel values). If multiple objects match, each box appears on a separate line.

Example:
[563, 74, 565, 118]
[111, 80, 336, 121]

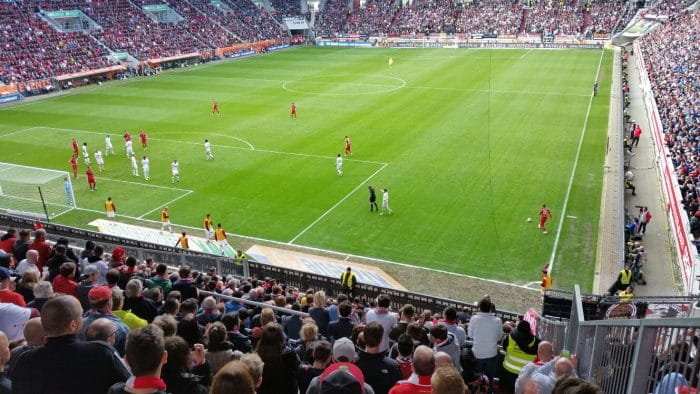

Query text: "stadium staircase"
[518, 7, 528, 34]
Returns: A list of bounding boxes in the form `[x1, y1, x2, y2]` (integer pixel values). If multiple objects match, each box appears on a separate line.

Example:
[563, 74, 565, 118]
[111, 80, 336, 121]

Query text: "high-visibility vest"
[503, 335, 537, 374]
[178, 237, 189, 249]
[341, 272, 355, 288]
[619, 290, 633, 303]
[620, 270, 632, 285]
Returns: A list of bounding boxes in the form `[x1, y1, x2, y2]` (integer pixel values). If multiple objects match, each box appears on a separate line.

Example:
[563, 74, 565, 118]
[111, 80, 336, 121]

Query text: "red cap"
[88, 286, 112, 302]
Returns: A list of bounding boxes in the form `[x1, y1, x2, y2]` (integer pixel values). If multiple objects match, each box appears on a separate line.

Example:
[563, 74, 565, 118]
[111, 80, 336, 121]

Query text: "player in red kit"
[139, 130, 148, 149]
[290, 102, 296, 118]
[69, 155, 78, 179]
[123, 130, 132, 142]
[71, 138, 79, 157]
[212, 99, 219, 115]
[344, 136, 352, 156]
[86, 167, 96, 191]
[539, 204, 553, 234]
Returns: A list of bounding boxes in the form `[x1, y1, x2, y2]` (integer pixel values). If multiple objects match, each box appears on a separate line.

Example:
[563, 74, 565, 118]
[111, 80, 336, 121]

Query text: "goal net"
[0, 162, 75, 220]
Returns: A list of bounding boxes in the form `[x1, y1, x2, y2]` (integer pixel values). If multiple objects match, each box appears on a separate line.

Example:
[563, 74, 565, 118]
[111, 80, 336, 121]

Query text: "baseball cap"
[319, 362, 365, 394]
[332, 337, 357, 363]
[0, 267, 11, 280]
[81, 264, 98, 279]
[88, 286, 112, 302]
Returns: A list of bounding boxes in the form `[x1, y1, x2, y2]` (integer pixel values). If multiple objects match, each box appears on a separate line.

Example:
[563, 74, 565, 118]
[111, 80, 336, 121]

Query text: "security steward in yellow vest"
[501, 320, 539, 391]
[608, 264, 633, 295]
[618, 286, 634, 303]
[340, 267, 356, 297]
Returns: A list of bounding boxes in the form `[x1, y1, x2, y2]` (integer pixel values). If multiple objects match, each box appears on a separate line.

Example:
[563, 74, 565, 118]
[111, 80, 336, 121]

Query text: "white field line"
[94, 176, 192, 192]
[137, 190, 194, 219]
[520, 48, 533, 59]
[288, 163, 388, 244]
[548, 49, 606, 275]
[49, 207, 75, 220]
[21, 126, 387, 165]
[0, 127, 35, 138]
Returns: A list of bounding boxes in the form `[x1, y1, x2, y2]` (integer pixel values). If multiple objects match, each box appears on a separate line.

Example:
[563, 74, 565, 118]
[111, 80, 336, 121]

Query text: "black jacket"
[282, 315, 303, 340]
[258, 347, 300, 394]
[171, 280, 198, 301]
[355, 349, 403, 394]
[10, 334, 130, 394]
[108, 382, 168, 394]
[328, 317, 354, 341]
[26, 297, 48, 312]
[46, 254, 71, 282]
[123, 296, 159, 323]
[162, 362, 210, 394]
[227, 331, 253, 353]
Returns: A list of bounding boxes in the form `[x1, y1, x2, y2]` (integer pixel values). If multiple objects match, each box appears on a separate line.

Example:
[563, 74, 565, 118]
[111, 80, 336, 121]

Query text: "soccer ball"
[527, 217, 532, 222]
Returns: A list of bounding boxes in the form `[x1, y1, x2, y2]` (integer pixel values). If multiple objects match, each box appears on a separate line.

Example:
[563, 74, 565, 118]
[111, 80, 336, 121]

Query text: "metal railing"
[564, 285, 700, 394]
[199, 290, 309, 318]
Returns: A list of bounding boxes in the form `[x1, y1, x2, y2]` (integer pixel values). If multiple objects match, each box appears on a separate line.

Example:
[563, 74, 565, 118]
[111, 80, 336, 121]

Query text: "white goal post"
[0, 162, 75, 220]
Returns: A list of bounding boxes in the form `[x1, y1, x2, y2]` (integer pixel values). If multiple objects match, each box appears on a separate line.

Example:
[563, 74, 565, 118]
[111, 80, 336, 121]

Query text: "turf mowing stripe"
[548, 49, 606, 276]
[288, 163, 389, 244]
[520, 49, 533, 59]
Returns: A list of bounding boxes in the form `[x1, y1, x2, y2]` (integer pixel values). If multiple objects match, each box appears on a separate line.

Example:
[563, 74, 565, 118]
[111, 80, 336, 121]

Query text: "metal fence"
[564, 285, 700, 394]
[199, 290, 309, 318]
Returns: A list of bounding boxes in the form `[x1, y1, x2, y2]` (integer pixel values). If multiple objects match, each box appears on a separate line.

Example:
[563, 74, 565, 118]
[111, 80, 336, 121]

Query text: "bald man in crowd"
[515, 341, 554, 394]
[530, 354, 578, 394]
[389, 345, 435, 394]
[7, 317, 45, 375]
[86, 317, 117, 347]
[434, 351, 454, 368]
[10, 295, 129, 394]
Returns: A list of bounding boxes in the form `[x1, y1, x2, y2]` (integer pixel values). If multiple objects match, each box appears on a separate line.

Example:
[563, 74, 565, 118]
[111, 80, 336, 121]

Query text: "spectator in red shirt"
[28, 229, 51, 273]
[52, 262, 78, 297]
[0, 267, 26, 306]
[0, 228, 17, 254]
[389, 345, 435, 394]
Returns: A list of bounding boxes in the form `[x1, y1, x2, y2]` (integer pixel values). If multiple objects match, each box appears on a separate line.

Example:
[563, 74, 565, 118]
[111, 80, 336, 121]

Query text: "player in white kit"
[171, 160, 180, 183]
[94, 150, 105, 172]
[380, 188, 392, 215]
[204, 139, 214, 160]
[130, 154, 139, 176]
[81, 143, 89, 159]
[125, 139, 133, 159]
[336, 154, 343, 176]
[141, 156, 150, 180]
[105, 135, 114, 155]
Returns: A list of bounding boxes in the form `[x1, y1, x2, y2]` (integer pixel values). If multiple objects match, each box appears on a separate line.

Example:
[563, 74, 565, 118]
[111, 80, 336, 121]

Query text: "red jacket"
[0, 289, 27, 307]
[28, 240, 52, 271]
[389, 374, 432, 394]
[0, 237, 16, 254]
[52, 275, 78, 297]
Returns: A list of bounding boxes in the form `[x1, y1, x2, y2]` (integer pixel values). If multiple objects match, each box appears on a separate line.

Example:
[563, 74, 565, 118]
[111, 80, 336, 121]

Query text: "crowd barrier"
[633, 41, 699, 294]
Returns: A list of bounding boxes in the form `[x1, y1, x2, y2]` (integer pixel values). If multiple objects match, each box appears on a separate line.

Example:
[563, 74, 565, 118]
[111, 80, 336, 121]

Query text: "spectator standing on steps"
[467, 296, 502, 383]
[366, 294, 398, 353]
[340, 266, 357, 297]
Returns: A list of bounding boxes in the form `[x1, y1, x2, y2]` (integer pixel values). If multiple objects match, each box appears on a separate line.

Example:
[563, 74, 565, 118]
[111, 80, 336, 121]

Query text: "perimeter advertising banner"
[0, 93, 23, 105]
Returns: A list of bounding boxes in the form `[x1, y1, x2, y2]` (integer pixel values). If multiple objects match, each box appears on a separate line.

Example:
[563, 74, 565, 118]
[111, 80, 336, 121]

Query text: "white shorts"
[172, 171, 179, 177]
[162, 220, 170, 226]
[126, 148, 133, 155]
[97, 160, 104, 166]
[206, 229, 214, 239]
[107, 211, 115, 218]
[217, 240, 227, 248]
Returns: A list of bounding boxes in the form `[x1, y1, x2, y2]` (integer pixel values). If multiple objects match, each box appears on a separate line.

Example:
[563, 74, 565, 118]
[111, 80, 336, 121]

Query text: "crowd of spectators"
[390, 0, 457, 35]
[270, 0, 307, 21]
[522, 2, 583, 36]
[454, 1, 522, 36]
[638, 9, 700, 239]
[316, 0, 351, 37]
[0, 2, 111, 84]
[343, 0, 398, 36]
[0, 225, 606, 393]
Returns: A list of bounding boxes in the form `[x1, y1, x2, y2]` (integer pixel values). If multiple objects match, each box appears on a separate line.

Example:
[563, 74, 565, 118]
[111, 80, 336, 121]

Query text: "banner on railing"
[635, 41, 699, 294]
[0, 92, 23, 105]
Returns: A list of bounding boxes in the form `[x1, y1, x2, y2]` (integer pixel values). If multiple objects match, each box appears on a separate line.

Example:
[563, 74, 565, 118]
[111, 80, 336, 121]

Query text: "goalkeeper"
[64, 177, 75, 207]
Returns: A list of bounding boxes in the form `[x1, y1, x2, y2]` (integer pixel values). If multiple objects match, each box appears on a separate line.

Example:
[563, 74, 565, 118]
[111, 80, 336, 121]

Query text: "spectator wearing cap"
[501, 320, 540, 391]
[356, 321, 403, 394]
[329, 301, 355, 341]
[110, 248, 126, 268]
[146, 263, 172, 297]
[27, 281, 53, 312]
[16, 249, 40, 276]
[297, 340, 332, 394]
[0, 301, 33, 341]
[81, 286, 130, 356]
[319, 362, 375, 394]
[0, 267, 26, 306]
[108, 325, 169, 394]
[366, 294, 397, 353]
[467, 297, 502, 382]
[52, 262, 79, 297]
[124, 279, 158, 323]
[388, 345, 435, 394]
[28, 229, 51, 272]
[430, 325, 462, 373]
[77, 264, 100, 311]
[112, 288, 148, 330]
[10, 295, 130, 394]
[46, 244, 70, 281]
[256, 322, 301, 394]
[0, 331, 10, 393]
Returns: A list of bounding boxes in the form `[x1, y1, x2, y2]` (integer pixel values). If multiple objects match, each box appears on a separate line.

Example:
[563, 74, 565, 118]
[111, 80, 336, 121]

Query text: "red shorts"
[539, 217, 548, 225]
[87, 178, 95, 183]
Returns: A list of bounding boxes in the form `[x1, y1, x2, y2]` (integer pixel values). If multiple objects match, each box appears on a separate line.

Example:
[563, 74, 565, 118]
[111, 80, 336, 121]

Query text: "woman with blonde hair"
[259, 307, 276, 327]
[294, 321, 321, 363]
[308, 290, 330, 338]
[209, 360, 255, 394]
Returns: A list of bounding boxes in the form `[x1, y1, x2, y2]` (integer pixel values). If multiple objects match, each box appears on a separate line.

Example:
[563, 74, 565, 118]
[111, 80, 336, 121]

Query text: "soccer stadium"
[0, 0, 699, 392]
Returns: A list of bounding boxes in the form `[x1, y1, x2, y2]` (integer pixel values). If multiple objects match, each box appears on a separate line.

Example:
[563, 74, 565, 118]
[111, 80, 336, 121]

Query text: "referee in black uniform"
[368, 186, 378, 212]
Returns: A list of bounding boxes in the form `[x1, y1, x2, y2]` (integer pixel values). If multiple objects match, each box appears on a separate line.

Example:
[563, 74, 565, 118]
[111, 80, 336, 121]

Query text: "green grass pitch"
[0, 46, 612, 291]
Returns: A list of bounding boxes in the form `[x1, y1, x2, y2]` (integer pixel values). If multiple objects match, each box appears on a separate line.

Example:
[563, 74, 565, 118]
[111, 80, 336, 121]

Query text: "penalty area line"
[288, 163, 388, 244]
[137, 190, 194, 219]
[548, 48, 605, 276]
